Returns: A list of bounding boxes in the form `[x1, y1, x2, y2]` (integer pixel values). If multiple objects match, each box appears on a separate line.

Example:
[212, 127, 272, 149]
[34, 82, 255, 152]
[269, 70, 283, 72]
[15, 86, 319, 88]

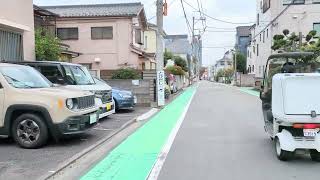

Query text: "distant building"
[235, 26, 251, 57]
[165, 35, 191, 61]
[214, 50, 233, 76]
[248, 0, 320, 81]
[42, 3, 149, 76]
[0, 0, 35, 61]
[164, 34, 195, 76]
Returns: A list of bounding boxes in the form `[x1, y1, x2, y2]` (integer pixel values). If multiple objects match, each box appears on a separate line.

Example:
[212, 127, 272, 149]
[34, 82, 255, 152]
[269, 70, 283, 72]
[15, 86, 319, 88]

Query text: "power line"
[182, 0, 254, 25]
[180, 0, 193, 36]
[206, 26, 236, 30]
[205, 30, 236, 33]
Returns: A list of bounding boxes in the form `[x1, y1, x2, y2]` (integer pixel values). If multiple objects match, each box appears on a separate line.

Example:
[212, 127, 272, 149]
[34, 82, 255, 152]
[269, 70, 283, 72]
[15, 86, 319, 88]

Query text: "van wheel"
[12, 114, 48, 149]
[310, 150, 320, 162]
[275, 137, 293, 161]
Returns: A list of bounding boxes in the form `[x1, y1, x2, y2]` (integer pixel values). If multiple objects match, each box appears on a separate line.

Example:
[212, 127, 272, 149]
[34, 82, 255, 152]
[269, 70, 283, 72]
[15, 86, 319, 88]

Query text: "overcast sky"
[33, 0, 256, 66]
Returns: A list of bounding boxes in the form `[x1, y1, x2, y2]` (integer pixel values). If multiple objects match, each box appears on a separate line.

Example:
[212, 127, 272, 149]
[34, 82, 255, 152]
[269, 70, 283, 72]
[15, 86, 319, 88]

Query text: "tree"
[164, 49, 173, 67]
[272, 29, 320, 63]
[35, 28, 61, 61]
[165, 65, 185, 75]
[173, 56, 188, 72]
[215, 68, 234, 83]
[233, 52, 247, 73]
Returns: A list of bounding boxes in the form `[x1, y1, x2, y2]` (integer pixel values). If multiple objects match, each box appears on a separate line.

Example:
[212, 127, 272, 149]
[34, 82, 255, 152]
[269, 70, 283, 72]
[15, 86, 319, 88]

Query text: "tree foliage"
[174, 56, 188, 72]
[215, 68, 234, 83]
[165, 65, 185, 75]
[164, 49, 173, 66]
[272, 29, 320, 63]
[35, 28, 61, 61]
[111, 68, 140, 79]
[233, 52, 247, 73]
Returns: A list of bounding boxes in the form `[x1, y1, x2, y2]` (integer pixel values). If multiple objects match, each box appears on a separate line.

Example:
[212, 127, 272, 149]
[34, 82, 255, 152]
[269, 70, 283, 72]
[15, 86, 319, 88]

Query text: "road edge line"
[147, 87, 197, 180]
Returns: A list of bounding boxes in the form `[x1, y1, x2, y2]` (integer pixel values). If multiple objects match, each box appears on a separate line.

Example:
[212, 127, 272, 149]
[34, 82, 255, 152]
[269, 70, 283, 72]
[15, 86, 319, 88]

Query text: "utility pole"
[191, 16, 195, 82]
[156, 0, 165, 106]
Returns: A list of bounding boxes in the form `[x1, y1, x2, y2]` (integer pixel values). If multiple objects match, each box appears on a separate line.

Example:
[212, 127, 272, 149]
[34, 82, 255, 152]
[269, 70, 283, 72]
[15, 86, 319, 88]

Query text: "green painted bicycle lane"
[239, 87, 260, 97]
[81, 86, 197, 180]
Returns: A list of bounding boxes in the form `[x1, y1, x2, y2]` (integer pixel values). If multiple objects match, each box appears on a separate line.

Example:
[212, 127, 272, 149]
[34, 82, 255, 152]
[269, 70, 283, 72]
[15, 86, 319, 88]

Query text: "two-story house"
[0, 0, 35, 61]
[42, 3, 148, 76]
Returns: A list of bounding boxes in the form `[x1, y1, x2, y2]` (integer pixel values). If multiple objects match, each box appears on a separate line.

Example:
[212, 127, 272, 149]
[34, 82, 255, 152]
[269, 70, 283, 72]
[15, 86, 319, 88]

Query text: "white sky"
[33, 0, 256, 66]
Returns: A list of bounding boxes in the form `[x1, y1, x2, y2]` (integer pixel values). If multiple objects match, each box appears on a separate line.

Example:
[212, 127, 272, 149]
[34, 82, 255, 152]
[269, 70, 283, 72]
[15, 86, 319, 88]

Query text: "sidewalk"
[81, 86, 197, 180]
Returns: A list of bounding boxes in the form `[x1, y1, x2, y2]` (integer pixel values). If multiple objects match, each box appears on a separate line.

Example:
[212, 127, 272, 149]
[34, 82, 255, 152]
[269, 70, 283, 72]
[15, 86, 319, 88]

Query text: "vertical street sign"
[157, 70, 165, 106]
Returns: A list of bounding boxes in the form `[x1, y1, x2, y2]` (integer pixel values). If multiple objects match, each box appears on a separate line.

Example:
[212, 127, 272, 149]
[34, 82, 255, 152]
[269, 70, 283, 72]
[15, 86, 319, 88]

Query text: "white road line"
[147, 88, 197, 180]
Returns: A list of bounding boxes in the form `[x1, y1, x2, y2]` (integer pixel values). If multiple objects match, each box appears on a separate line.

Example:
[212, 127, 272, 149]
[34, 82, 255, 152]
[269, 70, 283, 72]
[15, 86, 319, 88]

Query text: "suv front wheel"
[12, 113, 49, 149]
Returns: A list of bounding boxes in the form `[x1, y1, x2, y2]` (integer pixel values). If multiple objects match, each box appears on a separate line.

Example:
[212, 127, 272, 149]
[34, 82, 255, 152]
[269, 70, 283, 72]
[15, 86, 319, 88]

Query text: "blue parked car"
[93, 77, 137, 111]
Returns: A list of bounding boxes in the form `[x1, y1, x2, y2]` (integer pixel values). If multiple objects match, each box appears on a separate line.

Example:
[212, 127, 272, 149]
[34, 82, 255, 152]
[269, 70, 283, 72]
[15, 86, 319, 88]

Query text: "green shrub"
[111, 68, 140, 79]
[165, 65, 185, 75]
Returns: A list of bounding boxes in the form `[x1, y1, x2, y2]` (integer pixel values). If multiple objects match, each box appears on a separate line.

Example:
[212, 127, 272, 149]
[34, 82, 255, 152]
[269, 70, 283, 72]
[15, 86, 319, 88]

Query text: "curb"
[41, 117, 139, 180]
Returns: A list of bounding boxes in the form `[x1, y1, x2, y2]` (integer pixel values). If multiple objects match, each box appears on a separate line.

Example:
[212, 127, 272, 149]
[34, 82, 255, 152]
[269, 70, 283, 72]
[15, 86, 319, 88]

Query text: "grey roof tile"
[41, 3, 143, 17]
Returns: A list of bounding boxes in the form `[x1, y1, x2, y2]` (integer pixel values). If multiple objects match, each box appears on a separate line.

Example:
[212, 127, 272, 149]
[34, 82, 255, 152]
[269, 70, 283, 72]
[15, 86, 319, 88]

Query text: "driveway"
[0, 107, 150, 180]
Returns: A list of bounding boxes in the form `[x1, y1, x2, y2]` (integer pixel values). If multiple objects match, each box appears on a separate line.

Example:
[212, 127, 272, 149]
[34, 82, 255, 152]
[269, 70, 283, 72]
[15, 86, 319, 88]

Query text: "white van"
[16, 61, 115, 119]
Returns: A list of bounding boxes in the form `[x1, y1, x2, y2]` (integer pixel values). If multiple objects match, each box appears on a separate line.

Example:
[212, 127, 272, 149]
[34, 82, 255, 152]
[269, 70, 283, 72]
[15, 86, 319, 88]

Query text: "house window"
[260, 34, 262, 42]
[144, 36, 148, 49]
[135, 29, 143, 44]
[253, 46, 256, 54]
[313, 0, 320, 3]
[257, 44, 259, 56]
[91, 27, 113, 39]
[283, 0, 305, 5]
[263, 31, 265, 43]
[263, 0, 271, 13]
[248, 50, 250, 57]
[257, 14, 260, 25]
[313, 23, 320, 37]
[57, 28, 78, 40]
[267, 29, 269, 38]
[252, 65, 255, 72]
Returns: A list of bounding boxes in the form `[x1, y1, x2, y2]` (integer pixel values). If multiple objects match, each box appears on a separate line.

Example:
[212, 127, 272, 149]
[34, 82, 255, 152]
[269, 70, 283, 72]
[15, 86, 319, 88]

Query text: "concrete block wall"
[106, 79, 153, 106]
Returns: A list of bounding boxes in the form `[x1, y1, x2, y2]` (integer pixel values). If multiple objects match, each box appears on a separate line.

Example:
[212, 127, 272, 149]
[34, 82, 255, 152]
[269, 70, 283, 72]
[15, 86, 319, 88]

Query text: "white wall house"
[248, 0, 320, 81]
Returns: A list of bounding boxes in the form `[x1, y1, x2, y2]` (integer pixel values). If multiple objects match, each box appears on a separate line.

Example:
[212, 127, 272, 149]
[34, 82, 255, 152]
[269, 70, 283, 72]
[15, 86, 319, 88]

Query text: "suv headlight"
[66, 98, 78, 110]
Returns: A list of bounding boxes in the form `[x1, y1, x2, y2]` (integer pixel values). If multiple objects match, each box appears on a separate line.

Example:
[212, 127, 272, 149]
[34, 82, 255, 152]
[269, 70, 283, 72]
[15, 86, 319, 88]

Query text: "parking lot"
[0, 107, 150, 180]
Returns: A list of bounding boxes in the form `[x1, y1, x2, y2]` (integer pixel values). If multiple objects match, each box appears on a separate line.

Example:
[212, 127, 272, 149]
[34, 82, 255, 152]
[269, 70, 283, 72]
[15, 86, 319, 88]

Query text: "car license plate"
[134, 96, 137, 104]
[106, 103, 112, 111]
[90, 113, 97, 124]
[304, 129, 318, 137]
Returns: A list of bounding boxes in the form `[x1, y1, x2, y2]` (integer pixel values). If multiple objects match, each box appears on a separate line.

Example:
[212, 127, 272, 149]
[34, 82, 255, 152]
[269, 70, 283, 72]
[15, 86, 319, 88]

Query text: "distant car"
[93, 77, 137, 111]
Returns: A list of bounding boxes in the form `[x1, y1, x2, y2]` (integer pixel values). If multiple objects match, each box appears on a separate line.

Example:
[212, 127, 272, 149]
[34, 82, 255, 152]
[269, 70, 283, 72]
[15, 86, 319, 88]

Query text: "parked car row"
[0, 61, 136, 149]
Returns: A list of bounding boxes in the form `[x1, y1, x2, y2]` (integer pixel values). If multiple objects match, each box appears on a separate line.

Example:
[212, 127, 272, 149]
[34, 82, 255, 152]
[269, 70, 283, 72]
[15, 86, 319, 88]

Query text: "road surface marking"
[147, 86, 196, 180]
[239, 87, 260, 97]
[81, 86, 197, 180]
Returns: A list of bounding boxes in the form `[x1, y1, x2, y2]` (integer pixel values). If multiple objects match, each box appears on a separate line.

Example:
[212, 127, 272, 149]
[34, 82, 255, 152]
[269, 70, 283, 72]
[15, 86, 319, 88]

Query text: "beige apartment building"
[0, 0, 35, 61]
[247, 0, 320, 82]
[43, 3, 149, 76]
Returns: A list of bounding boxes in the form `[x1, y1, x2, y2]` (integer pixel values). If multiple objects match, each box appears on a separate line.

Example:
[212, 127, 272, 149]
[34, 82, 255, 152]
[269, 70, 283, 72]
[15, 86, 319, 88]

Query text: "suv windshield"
[0, 66, 52, 89]
[63, 65, 95, 85]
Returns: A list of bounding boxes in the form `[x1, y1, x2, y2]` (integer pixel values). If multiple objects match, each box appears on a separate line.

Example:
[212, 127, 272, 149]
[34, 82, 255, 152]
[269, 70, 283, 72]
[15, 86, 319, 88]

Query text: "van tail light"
[293, 124, 320, 129]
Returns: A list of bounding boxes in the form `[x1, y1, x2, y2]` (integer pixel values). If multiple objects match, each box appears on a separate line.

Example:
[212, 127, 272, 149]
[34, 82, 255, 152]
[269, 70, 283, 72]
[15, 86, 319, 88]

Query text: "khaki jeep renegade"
[0, 63, 99, 148]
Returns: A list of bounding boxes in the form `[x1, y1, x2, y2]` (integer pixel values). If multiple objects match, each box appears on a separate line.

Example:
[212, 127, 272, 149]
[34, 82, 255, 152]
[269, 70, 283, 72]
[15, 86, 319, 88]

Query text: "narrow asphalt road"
[158, 81, 320, 180]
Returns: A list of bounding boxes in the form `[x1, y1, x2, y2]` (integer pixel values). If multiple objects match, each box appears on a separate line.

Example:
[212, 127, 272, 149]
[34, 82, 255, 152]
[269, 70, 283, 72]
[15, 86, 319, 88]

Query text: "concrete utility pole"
[191, 16, 195, 82]
[156, 0, 165, 106]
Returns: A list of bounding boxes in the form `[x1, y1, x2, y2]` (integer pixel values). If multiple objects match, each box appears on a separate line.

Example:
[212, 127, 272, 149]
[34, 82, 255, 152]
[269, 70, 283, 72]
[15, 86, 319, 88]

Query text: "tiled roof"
[41, 3, 143, 17]
[165, 35, 191, 55]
